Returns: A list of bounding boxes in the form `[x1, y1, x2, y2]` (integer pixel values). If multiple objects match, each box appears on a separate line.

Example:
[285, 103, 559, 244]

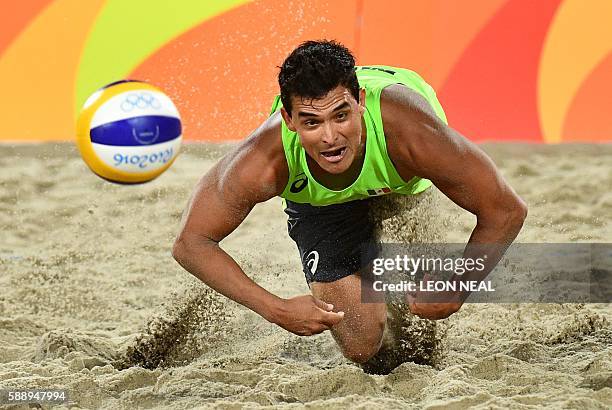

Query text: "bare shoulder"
[379, 83, 500, 188]
[380, 84, 447, 147]
[176, 113, 288, 243]
[379, 84, 452, 180]
[378, 84, 517, 219]
[216, 112, 288, 202]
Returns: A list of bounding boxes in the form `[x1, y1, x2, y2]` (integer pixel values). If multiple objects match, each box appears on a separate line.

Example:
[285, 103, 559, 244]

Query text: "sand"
[0, 142, 610, 409]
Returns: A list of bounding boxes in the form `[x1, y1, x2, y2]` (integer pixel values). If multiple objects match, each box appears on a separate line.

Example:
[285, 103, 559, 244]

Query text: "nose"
[321, 122, 337, 145]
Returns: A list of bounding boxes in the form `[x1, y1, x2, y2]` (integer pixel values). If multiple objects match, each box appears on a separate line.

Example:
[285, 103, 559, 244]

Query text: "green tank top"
[270, 65, 448, 206]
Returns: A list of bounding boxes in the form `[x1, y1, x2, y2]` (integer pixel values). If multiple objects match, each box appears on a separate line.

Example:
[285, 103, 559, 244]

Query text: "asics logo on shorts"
[305, 250, 319, 274]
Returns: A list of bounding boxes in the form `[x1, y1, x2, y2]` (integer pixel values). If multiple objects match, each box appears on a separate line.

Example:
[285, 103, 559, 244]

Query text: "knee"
[341, 340, 382, 364]
[338, 322, 385, 364]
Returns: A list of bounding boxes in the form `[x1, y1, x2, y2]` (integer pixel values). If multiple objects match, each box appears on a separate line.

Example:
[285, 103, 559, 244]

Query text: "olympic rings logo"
[120, 92, 162, 112]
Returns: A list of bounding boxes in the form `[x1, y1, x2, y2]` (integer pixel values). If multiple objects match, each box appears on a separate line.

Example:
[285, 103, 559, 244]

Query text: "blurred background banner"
[0, 0, 610, 143]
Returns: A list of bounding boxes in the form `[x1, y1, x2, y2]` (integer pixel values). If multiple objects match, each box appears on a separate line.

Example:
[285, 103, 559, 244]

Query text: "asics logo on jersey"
[305, 250, 319, 274]
[290, 173, 308, 193]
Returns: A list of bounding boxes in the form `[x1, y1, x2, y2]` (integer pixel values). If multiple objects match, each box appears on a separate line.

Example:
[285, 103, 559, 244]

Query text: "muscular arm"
[172, 114, 344, 333]
[381, 85, 527, 307]
[172, 114, 288, 322]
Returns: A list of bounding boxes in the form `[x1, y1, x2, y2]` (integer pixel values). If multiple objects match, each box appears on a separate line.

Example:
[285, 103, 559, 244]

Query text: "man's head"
[278, 40, 365, 175]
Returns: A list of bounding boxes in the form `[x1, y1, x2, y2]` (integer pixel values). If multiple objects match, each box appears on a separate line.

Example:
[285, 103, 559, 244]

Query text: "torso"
[264, 66, 447, 206]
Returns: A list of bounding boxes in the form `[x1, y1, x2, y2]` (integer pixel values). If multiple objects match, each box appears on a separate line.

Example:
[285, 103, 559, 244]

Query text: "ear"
[358, 88, 366, 114]
[280, 107, 297, 132]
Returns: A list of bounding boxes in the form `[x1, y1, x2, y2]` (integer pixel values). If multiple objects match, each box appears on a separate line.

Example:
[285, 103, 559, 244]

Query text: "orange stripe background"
[0, 0, 610, 142]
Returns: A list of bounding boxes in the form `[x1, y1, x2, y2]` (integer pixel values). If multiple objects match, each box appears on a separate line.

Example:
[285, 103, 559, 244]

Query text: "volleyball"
[76, 80, 182, 184]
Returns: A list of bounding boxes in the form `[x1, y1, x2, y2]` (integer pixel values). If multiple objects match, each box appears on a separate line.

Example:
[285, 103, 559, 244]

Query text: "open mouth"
[320, 147, 347, 163]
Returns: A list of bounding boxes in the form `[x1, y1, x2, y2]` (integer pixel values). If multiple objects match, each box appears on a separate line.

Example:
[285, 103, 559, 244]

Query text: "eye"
[336, 112, 348, 120]
[304, 120, 318, 127]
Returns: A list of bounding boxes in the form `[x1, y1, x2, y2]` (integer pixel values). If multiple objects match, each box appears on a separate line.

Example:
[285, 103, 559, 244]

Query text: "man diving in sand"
[172, 40, 527, 366]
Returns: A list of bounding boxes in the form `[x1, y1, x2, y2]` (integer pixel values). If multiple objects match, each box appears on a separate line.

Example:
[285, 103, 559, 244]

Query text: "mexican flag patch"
[367, 187, 391, 196]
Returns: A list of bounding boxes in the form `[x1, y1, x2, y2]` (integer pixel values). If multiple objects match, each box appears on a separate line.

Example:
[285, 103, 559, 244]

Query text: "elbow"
[512, 197, 528, 227]
[479, 196, 527, 237]
[172, 231, 195, 264]
[503, 197, 528, 235]
[172, 232, 217, 265]
[172, 235, 187, 265]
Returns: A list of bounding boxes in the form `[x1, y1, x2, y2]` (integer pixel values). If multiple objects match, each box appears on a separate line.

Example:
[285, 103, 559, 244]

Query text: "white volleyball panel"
[82, 89, 104, 110]
[91, 90, 181, 128]
[92, 137, 182, 174]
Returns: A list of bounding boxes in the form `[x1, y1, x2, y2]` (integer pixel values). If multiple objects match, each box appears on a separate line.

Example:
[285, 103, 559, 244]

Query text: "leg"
[284, 199, 388, 363]
[310, 274, 387, 363]
[363, 190, 444, 373]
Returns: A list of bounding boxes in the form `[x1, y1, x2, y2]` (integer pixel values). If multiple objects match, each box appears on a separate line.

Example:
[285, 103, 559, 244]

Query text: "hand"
[406, 274, 464, 320]
[272, 295, 345, 336]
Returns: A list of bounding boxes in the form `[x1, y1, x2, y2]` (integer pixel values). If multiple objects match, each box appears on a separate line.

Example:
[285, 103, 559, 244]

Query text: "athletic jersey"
[269, 65, 448, 206]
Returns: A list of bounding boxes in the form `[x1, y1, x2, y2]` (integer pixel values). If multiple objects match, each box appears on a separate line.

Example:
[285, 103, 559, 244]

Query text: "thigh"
[310, 274, 386, 354]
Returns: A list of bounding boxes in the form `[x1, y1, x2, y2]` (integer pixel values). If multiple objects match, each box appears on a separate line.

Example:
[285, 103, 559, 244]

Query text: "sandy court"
[0, 142, 610, 409]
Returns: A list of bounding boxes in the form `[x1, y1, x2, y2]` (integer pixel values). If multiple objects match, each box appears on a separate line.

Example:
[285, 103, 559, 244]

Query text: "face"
[281, 86, 366, 174]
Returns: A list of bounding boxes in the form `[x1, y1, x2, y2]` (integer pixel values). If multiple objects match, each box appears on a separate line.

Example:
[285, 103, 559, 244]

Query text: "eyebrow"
[297, 101, 350, 118]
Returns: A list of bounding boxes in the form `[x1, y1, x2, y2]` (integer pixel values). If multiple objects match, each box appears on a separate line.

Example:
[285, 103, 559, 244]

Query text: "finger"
[408, 303, 429, 319]
[313, 324, 331, 334]
[321, 310, 345, 326]
[406, 291, 416, 305]
[407, 299, 419, 315]
[312, 297, 334, 311]
[300, 323, 330, 336]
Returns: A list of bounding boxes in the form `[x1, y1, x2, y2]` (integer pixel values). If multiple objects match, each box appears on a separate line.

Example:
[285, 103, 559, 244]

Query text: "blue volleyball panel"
[90, 116, 181, 146]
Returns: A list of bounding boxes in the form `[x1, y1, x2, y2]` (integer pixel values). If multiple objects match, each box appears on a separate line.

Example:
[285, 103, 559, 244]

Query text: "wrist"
[260, 296, 287, 324]
[447, 283, 469, 304]
[444, 276, 463, 302]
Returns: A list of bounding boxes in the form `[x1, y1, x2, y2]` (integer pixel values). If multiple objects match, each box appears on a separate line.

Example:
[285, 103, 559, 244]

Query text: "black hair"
[278, 40, 359, 115]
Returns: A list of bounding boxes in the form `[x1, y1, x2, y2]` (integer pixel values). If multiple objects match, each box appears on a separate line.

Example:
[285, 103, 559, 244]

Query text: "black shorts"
[284, 199, 380, 284]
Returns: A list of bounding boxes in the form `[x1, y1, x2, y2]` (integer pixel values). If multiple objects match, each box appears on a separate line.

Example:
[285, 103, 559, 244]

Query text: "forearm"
[453, 205, 527, 300]
[172, 236, 284, 322]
